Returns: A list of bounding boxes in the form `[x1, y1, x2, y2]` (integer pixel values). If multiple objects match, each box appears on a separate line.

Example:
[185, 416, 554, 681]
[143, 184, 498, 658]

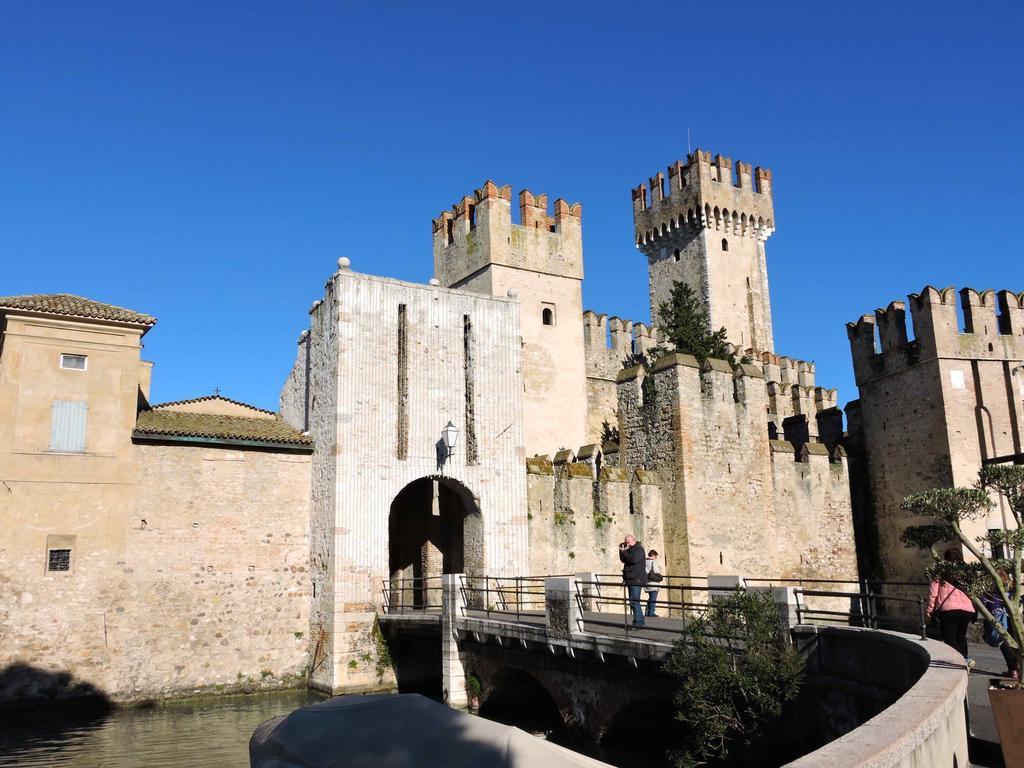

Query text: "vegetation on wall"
[665, 588, 804, 768]
[373, 620, 394, 684]
[901, 464, 1024, 683]
[625, 281, 748, 371]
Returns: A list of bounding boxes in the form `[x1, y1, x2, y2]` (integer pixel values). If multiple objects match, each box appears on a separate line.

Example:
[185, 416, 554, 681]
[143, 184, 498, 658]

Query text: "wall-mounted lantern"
[442, 421, 459, 458]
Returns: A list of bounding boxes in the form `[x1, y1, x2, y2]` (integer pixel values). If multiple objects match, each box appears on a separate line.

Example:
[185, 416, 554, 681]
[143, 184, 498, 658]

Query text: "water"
[0, 689, 325, 768]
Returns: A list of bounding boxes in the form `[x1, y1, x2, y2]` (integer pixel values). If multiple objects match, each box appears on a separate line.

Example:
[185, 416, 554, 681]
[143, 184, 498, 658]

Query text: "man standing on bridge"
[619, 534, 648, 629]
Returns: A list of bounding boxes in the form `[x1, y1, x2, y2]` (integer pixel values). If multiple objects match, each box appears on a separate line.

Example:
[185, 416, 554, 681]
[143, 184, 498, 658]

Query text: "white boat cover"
[249, 693, 613, 768]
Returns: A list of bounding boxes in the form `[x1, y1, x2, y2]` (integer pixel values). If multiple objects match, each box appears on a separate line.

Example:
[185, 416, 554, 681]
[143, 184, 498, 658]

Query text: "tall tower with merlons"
[632, 149, 776, 353]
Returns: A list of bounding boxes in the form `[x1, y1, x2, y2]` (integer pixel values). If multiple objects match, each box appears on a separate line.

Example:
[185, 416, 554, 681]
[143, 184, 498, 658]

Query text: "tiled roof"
[150, 394, 276, 416]
[134, 409, 312, 448]
[0, 293, 156, 327]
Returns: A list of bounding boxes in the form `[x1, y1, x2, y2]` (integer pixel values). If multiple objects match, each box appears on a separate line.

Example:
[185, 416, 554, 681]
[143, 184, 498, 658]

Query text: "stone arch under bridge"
[387, 475, 482, 608]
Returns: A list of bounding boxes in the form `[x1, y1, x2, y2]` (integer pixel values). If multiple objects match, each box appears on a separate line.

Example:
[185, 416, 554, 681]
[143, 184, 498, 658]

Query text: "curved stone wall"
[785, 625, 969, 767]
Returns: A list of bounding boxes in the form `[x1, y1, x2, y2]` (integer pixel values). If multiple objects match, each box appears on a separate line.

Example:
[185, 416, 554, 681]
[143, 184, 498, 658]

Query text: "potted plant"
[901, 464, 1024, 765]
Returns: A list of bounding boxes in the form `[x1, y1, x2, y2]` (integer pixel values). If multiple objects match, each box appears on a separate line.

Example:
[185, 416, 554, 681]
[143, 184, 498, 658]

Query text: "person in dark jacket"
[619, 535, 648, 628]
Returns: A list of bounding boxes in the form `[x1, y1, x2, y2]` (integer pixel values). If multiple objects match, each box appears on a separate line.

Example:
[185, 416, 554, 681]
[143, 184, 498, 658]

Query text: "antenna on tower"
[687, 126, 691, 154]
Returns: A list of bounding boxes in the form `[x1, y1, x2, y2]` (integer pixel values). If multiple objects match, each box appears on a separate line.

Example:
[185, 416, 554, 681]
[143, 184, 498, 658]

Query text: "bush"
[664, 588, 803, 768]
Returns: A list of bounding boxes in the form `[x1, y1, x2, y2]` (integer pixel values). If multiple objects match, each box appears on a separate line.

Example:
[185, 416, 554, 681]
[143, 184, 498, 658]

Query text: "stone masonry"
[847, 286, 1024, 583]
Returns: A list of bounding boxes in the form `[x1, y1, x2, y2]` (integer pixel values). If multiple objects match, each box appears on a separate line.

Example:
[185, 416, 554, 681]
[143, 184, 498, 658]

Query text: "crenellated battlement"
[431, 180, 581, 243]
[631, 148, 775, 248]
[431, 180, 584, 288]
[847, 284, 1024, 385]
[582, 310, 664, 357]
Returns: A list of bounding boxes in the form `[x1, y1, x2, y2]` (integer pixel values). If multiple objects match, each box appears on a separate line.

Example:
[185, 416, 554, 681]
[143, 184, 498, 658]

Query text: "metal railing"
[576, 578, 718, 636]
[380, 573, 936, 642]
[794, 588, 928, 639]
[380, 575, 445, 614]
[459, 575, 556, 623]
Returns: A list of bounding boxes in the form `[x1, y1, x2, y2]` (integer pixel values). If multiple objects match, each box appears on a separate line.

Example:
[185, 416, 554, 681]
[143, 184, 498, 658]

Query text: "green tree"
[625, 281, 746, 370]
[665, 588, 804, 768]
[900, 464, 1024, 682]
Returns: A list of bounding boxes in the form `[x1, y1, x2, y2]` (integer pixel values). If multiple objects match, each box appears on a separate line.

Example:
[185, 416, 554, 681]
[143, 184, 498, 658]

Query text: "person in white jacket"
[644, 550, 663, 618]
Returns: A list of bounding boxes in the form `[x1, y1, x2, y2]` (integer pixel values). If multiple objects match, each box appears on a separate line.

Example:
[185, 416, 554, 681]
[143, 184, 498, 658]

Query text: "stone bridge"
[377, 573, 969, 766]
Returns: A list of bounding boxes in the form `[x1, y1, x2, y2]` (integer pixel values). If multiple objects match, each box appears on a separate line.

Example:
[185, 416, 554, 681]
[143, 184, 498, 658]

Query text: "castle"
[2, 146, 1016, 704]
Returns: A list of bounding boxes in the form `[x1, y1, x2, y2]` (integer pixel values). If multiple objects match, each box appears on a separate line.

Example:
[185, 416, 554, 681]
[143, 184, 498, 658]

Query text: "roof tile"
[134, 409, 312, 448]
[0, 293, 156, 327]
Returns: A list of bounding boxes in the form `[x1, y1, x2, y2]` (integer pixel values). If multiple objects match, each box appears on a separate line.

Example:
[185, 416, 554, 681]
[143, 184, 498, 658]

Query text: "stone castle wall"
[633, 150, 776, 353]
[0, 443, 311, 704]
[616, 353, 858, 582]
[282, 264, 529, 694]
[524, 454, 664, 577]
[847, 286, 1024, 582]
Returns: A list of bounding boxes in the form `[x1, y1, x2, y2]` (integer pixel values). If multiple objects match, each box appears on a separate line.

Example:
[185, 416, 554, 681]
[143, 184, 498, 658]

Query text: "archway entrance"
[388, 476, 482, 609]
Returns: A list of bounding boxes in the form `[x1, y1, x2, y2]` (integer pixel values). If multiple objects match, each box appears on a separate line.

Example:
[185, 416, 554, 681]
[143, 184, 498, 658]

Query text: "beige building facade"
[0, 295, 313, 705]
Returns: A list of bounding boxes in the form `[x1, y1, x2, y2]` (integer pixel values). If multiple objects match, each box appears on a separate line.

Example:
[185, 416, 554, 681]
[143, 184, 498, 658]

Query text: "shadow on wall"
[0, 662, 112, 711]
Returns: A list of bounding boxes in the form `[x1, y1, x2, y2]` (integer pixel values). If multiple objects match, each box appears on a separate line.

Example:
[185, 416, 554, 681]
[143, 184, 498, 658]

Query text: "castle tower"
[632, 149, 776, 353]
[433, 182, 588, 455]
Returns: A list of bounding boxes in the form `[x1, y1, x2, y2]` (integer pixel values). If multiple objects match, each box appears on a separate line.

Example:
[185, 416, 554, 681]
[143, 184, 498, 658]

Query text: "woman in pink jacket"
[927, 548, 976, 659]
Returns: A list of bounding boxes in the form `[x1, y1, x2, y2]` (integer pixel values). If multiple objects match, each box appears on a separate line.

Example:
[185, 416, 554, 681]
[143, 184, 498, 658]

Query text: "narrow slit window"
[673, 248, 681, 263]
[721, 238, 729, 252]
[396, 305, 409, 460]
[463, 314, 478, 465]
[60, 354, 87, 370]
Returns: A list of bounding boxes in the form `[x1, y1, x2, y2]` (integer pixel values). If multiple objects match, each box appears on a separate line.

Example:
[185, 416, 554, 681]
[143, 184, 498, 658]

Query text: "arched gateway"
[388, 475, 482, 608]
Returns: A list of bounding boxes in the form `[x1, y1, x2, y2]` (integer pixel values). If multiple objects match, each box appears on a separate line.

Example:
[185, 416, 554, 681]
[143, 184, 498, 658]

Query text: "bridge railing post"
[441, 573, 468, 709]
[574, 572, 597, 613]
[771, 586, 801, 636]
[545, 576, 581, 641]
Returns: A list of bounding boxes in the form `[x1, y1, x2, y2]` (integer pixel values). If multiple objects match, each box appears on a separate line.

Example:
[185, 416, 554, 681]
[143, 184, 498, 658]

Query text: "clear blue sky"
[2, 2, 1021, 412]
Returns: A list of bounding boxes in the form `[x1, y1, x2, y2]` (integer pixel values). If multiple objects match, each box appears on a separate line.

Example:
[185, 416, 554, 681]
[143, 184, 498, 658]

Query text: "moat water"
[0, 689, 664, 768]
[0, 689, 326, 768]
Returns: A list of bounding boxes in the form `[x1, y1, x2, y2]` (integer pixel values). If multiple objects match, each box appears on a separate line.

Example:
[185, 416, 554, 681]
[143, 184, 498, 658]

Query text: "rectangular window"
[45, 534, 75, 574]
[50, 400, 88, 452]
[60, 353, 87, 370]
[47, 549, 71, 572]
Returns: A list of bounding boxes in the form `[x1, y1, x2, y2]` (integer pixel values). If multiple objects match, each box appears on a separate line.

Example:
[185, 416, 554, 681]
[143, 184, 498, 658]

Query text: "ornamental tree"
[900, 464, 1024, 682]
[664, 588, 804, 768]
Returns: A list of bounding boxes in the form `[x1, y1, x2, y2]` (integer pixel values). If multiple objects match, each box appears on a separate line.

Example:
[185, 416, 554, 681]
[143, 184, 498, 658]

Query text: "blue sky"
[2, 2, 1021, 412]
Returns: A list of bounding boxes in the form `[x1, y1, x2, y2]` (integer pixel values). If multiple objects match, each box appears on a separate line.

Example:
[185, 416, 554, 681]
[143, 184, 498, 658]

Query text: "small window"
[45, 535, 75, 574]
[673, 248, 681, 263]
[542, 307, 554, 326]
[60, 354, 87, 370]
[47, 549, 71, 572]
[721, 238, 729, 252]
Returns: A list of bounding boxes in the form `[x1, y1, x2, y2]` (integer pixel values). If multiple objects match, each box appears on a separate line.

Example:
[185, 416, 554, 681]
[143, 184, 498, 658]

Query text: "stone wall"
[617, 353, 858, 583]
[524, 454, 663, 577]
[633, 150, 776, 353]
[431, 183, 589, 455]
[283, 264, 529, 694]
[847, 286, 1024, 583]
[0, 443, 311, 705]
[282, 287, 340, 693]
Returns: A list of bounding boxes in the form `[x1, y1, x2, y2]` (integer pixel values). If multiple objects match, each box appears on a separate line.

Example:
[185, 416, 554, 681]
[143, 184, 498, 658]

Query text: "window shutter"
[50, 400, 87, 452]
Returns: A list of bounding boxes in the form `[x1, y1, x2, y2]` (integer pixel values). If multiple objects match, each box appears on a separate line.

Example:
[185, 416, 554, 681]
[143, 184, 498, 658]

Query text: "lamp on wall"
[442, 421, 459, 458]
